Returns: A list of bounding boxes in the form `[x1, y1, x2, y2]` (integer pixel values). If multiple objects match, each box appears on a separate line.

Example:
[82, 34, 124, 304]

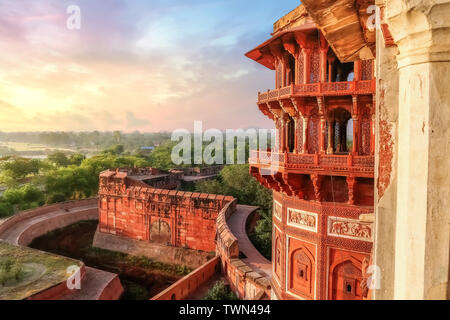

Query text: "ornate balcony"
[257, 79, 375, 104]
[249, 150, 374, 178]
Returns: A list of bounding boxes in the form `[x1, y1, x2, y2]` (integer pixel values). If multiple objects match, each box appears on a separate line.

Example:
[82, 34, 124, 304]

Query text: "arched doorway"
[150, 219, 171, 245]
[287, 115, 295, 153]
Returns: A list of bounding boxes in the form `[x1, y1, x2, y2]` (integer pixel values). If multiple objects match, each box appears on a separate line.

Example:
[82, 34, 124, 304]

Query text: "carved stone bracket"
[347, 176, 356, 205]
[310, 174, 323, 202]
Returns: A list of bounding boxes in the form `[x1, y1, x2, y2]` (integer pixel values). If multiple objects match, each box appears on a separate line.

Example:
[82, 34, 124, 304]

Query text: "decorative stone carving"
[287, 208, 317, 232]
[328, 217, 373, 241]
[273, 200, 282, 221]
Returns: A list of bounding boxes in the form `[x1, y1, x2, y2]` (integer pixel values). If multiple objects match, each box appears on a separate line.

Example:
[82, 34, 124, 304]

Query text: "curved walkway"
[229, 205, 272, 278]
[0, 202, 98, 245]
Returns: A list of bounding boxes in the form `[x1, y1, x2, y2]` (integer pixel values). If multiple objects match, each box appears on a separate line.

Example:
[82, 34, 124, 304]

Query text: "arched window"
[288, 54, 296, 85]
[287, 115, 295, 153]
[326, 108, 352, 154]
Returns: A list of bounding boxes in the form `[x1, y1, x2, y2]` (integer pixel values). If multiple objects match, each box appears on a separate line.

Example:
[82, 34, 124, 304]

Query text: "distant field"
[0, 141, 75, 153]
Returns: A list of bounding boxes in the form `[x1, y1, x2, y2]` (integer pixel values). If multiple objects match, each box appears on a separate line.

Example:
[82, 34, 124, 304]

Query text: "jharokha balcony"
[257, 79, 375, 104]
[249, 150, 374, 206]
[246, 18, 375, 207]
[249, 150, 374, 177]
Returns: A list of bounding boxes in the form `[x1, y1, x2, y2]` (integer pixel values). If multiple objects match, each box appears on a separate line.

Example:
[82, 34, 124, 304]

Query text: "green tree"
[149, 142, 179, 171]
[47, 152, 70, 167]
[69, 153, 86, 166]
[0, 158, 40, 180]
[1, 185, 44, 213]
[195, 165, 272, 212]
[0, 202, 14, 218]
[203, 281, 238, 300]
[21, 185, 45, 205]
[44, 166, 97, 203]
[103, 144, 125, 155]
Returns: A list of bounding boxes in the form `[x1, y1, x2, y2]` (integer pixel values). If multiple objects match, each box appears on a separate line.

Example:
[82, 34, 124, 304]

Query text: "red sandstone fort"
[1, 0, 449, 301]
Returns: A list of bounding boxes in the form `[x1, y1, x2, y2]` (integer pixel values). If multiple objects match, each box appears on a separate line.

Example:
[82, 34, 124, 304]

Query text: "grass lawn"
[0, 241, 82, 300]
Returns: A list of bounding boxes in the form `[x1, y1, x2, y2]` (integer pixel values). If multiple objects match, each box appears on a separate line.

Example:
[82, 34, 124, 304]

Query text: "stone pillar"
[303, 49, 311, 84]
[293, 117, 299, 154]
[280, 118, 286, 153]
[374, 0, 450, 300]
[319, 117, 326, 154]
[341, 121, 347, 153]
[352, 116, 359, 155]
[275, 59, 280, 88]
[295, 52, 301, 85]
[320, 49, 328, 82]
[328, 56, 335, 82]
[373, 0, 400, 300]
[370, 114, 375, 155]
[302, 116, 309, 154]
[281, 58, 286, 87]
[347, 176, 356, 205]
[354, 60, 361, 81]
[275, 119, 282, 153]
[285, 117, 291, 152]
[327, 119, 334, 154]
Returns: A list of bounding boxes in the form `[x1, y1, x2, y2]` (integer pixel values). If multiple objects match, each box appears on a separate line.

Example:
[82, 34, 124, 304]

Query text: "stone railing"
[257, 79, 376, 103]
[249, 150, 374, 176]
[215, 200, 271, 300]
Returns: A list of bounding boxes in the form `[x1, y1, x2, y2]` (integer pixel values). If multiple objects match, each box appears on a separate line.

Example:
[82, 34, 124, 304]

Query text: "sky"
[0, 0, 300, 133]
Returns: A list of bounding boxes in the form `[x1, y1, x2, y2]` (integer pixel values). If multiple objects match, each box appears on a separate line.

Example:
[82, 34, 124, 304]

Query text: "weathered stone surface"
[302, 0, 376, 62]
[93, 229, 213, 269]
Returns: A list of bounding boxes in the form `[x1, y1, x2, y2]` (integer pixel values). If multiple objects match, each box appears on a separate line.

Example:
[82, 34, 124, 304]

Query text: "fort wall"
[216, 201, 271, 300]
[151, 256, 220, 300]
[99, 170, 234, 252]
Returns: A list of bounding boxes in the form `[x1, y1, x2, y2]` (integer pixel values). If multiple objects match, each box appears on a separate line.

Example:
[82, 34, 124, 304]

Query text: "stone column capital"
[386, 0, 450, 68]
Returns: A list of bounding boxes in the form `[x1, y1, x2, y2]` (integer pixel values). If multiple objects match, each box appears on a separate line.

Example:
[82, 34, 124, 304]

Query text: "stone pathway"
[228, 205, 272, 278]
[0, 203, 97, 245]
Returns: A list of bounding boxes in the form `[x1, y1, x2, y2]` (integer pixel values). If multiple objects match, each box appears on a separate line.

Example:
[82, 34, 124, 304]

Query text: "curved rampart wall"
[0, 198, 98, 246]
[215, 201, 271, 300]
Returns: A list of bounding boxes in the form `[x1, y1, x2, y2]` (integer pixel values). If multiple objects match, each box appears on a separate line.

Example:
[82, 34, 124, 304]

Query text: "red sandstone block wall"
[151, 256, 220, 300]
[98, 172, 234, 253]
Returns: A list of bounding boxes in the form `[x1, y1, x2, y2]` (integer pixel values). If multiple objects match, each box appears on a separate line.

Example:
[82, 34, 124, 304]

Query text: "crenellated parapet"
[98, 169, 235, 252]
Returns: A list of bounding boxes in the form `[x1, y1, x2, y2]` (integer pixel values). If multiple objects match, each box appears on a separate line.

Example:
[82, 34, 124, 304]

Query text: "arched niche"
[150, 219, 171, 245]
[329, 255, 364, 300]
[289, 246, 315, 299]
